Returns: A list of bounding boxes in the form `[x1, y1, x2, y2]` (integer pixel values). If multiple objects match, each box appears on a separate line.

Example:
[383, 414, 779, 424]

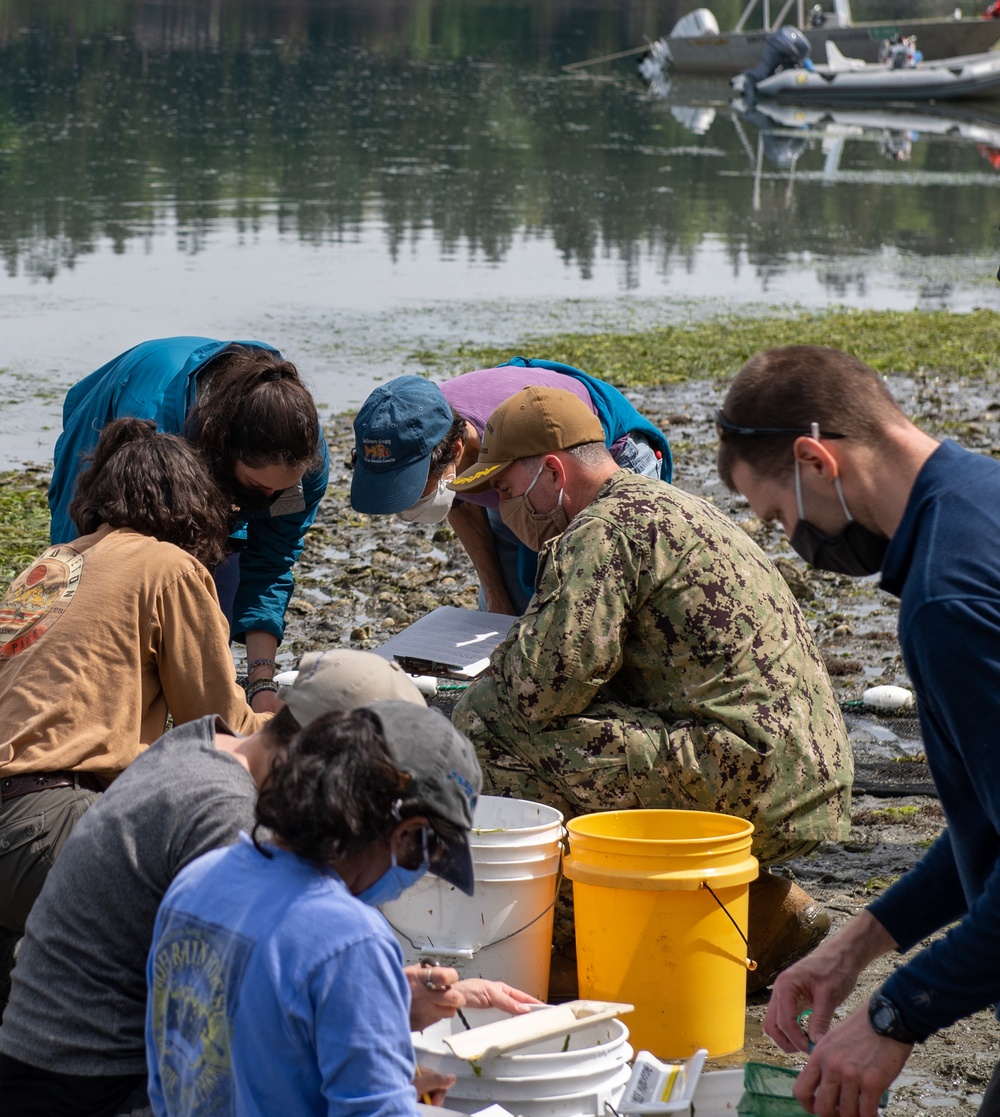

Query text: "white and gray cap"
[284, 649, 425, 728]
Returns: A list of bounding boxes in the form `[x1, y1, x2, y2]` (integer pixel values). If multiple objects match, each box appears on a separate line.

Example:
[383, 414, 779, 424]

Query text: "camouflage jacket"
[454, 471, 852, 856]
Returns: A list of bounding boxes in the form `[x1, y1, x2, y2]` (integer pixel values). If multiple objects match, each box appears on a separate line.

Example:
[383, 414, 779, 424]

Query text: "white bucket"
[414, 1007, 633, 1117]
[381, 797, 564, 1000]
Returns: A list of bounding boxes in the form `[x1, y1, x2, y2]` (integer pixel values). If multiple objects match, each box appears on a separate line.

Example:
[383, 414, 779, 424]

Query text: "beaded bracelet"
[247, 657, 277, 674]
[246, 679, 279, 703]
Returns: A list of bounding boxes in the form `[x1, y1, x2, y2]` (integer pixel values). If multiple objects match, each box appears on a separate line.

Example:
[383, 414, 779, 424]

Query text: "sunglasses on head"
[714, 410, 846, 440]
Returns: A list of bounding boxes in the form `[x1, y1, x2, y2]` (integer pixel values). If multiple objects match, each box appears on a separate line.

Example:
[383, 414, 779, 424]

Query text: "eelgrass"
[0, 470, 51, 597]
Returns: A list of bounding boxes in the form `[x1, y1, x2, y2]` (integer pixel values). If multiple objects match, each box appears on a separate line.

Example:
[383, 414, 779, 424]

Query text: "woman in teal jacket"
[49, 337, 330, 712]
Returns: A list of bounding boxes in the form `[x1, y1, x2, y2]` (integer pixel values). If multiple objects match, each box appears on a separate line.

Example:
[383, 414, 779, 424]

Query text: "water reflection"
[1, 1, 999, 468]
[734, 99, 1000, 175]
[2, 2, 998, 288]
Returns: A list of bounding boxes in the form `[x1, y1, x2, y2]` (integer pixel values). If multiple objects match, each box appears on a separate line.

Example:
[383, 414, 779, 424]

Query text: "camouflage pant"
[454, 687, 820, 867]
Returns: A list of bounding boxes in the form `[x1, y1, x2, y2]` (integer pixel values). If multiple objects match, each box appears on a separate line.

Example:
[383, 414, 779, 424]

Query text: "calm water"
[2, 0, 999, 467]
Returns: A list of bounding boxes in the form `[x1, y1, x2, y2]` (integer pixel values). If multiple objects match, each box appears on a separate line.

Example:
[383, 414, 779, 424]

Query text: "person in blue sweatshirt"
[717, 344, 1000, 1117]
[49, 337, 330, 712]
[350, 357, 673, 614]
[145, 701, 482, 1117]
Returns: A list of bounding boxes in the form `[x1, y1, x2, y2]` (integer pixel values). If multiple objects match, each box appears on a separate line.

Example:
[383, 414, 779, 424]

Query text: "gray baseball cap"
[364, 700, 482, 896]
[284, 650, 425, 728]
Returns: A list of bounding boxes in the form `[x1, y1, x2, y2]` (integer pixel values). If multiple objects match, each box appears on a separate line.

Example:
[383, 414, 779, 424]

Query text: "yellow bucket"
[564, 809, 758, 1059]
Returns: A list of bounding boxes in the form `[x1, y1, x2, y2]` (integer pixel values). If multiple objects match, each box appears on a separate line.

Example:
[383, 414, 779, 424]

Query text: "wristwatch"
[868, 992, 925, 1044]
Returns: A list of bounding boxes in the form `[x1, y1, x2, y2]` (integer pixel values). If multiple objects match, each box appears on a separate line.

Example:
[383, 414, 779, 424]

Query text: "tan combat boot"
[746, 872, 832, 995]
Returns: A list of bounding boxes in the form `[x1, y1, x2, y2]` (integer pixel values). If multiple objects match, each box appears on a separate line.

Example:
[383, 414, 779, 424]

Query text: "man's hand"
[764, 911, 897, 1052]
[793, 1003, 911, 1117]
[765, 939, 863, 1053]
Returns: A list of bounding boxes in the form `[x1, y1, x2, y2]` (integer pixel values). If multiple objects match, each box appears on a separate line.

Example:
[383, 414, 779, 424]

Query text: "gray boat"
[655, 0, 1000, 74]
[731, 26, 1000, 102]
[741, 51, 1000, 100]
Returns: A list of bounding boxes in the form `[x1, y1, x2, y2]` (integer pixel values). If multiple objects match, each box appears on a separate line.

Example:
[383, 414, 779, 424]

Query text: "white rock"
[862, 685, 914, 712]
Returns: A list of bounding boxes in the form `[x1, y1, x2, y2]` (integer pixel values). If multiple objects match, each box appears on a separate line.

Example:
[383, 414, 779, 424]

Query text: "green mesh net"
[736, 1062, 809, 1117]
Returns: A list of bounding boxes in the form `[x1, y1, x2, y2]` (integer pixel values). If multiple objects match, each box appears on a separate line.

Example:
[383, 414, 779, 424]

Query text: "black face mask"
[789, 462, 888, 577]
[229, 482, 284, 514]
[790, 519, 889, 577]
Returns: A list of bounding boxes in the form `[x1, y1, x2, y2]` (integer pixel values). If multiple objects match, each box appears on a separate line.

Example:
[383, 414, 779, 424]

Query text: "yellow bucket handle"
[701, 880, 757, 973]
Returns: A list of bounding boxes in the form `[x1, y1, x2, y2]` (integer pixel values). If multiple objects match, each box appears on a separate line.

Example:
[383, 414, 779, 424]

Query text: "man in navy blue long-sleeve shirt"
[716, 344, 1000, 1117]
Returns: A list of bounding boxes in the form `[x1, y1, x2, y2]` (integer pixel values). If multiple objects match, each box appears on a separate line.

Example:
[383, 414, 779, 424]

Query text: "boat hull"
[666, 17, 1000, 74]
[750, 51, 1000, 101]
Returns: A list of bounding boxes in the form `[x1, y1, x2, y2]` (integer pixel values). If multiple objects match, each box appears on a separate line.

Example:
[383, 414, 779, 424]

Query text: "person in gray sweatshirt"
[0, 649, 536, 1117]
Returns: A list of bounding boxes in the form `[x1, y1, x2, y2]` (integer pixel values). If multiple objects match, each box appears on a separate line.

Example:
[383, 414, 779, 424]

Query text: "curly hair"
[187, 346, 320, 487]
[253, 709, 445, 871]
[68, 418, 230, 569]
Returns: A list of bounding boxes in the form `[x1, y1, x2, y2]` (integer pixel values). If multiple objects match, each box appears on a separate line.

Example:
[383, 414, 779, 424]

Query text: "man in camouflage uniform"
[449, 385, 852, 990]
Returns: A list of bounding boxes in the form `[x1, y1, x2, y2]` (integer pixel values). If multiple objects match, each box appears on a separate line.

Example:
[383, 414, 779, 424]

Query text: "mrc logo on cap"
[362, 439, 394, 464]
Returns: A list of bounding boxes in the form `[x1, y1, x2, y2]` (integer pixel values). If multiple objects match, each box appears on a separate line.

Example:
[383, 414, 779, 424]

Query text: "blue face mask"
[357, 826, 430, 907]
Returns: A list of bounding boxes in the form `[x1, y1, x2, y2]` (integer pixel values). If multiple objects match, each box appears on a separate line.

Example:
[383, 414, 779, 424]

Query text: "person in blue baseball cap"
[351, 376, 457, 516]
[350, 360, 673, 615]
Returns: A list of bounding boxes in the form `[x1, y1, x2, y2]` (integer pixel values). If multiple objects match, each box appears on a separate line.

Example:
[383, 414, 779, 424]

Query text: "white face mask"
[397, 470, 457, 525]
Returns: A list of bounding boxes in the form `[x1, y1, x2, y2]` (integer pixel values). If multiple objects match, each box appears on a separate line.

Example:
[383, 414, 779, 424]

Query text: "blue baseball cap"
[350, 377, 454, 514]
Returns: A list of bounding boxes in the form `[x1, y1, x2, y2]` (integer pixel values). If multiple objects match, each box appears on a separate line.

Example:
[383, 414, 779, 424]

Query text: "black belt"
[1, 771, 102, 803]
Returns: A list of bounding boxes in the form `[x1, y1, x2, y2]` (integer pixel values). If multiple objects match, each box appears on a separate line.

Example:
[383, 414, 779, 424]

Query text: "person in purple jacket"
[717, 344, 1000, 1117]
[350, 357, 672, 615]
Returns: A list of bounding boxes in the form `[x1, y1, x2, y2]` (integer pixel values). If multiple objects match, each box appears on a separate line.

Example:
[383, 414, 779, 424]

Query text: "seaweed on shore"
[0, 470, 50, 597]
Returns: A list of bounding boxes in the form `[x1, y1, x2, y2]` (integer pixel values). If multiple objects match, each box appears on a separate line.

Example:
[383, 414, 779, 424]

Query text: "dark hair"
[717, 345, 907, 490]
[253, 709, 436, 870]
[429, 414, 467, 475]
[68, 418, 230, 569]
[188, 346, 320, 485]
[260, 705, 302, 749]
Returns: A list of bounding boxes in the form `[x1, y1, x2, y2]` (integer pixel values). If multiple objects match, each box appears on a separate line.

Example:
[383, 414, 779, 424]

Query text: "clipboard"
[373, 606, 518, 680]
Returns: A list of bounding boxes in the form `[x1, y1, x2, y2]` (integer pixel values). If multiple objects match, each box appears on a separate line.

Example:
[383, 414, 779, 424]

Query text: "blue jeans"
[212, 551, 241, 635]
[613, 432, 664, 480]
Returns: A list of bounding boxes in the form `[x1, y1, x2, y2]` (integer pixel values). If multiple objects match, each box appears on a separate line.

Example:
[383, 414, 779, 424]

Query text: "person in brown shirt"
[0, 417, 268, 943]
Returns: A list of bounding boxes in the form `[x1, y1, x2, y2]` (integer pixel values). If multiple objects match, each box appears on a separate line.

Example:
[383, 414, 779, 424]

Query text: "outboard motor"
[732, 27, 812, 97]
